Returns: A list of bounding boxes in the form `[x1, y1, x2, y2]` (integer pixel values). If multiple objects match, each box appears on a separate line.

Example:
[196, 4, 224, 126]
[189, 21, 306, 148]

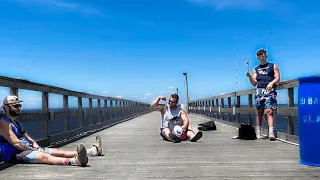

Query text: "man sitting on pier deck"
[0, 95, 103, 166]
[151, 94, 203, 143]
[246, 49, 280, 141]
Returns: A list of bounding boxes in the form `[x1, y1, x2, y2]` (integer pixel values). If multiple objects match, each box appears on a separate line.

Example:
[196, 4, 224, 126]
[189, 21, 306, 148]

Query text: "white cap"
[1, 95, 23, 109]
[172, 125, 183, 138]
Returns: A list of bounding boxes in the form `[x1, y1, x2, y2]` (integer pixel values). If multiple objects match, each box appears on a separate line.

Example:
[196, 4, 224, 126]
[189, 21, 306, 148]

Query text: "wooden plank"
[276, 79, 298, 90]
[0, 75, 148, 105]
[220, 98, 225, 120]
[51, 111, 69, 120]
[88, 98, 92, 125]
[236, 107, 257, 114]
[288, 88, 295, 135]
[78, 97, 83, 128]
[42, 92, 49, 138]
[63, 95, 69, 131]
[18, 111, 50, 123]
[10, 87, 18, 96]
[248, 94, 253, 125]
[277, 107, 297, 116]
[227, 97, 232, 122]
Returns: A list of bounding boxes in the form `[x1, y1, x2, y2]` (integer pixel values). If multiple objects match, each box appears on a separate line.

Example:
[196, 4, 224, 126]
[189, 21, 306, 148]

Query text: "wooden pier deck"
[1, 112, 319, 180]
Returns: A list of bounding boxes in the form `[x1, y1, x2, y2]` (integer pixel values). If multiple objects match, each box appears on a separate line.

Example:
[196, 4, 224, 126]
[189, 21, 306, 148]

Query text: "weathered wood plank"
[2, 112, 318, 180]
[0, 75, 145, 104]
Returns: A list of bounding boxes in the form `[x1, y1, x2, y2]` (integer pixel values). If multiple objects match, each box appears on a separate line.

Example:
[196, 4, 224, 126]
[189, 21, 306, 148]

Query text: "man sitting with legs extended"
[0, 95, 103, 166]
[151, 94, 203, 143]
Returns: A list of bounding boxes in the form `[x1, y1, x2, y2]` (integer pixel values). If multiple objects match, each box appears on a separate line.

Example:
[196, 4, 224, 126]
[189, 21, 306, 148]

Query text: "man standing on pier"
[0, 95, 103, 166]
[151, 94, 203, 143]
[246, 49, 280, 141]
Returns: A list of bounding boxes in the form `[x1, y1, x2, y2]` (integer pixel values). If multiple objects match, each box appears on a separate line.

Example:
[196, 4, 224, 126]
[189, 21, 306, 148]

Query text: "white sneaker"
[256, 133, 262, 139]
[269, 132, 276, 141]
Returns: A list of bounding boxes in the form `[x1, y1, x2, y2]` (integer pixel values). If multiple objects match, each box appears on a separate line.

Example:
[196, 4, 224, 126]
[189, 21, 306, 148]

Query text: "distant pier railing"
[0, 75, 151, 147]
[189, 77, 299, 144]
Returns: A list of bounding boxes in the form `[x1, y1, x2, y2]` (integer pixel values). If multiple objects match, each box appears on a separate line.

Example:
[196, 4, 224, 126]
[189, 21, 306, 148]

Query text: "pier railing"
[0, 76, 151, 147]
[189, 77, 299, 144]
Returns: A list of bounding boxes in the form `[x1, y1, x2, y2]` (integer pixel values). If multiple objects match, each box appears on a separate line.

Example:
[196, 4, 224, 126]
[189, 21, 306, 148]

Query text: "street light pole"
[176, 88, 178, 95]
[183, 72, 189, 114]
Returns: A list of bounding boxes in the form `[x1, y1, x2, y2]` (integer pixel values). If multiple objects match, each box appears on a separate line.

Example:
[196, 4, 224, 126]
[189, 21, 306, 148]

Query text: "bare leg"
[265, 109, 276, 141]
[31, 144, 88, 166]
[186, 125, 203, 142]
[47, 148, 76, 158]
[256, 109, 264, 138]
[47, 136, 103, 157]
[161, 128, 177, 142]
[35, 152, 75, 165]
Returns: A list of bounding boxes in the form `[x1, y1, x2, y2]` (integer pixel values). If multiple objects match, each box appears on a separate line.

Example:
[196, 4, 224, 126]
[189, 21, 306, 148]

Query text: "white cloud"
[102, 91, 108, 94]
[146, 93, 151, 96]
[116, 96, 124, 99]
[159, 91, 164, 93]
[168, 86, 175, 89]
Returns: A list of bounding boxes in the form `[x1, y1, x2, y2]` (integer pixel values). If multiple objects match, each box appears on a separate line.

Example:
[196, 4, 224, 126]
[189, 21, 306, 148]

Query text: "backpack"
[168, 116, 183, 132]
[237, 123, 256, 140]
[198, 120, 216, 131]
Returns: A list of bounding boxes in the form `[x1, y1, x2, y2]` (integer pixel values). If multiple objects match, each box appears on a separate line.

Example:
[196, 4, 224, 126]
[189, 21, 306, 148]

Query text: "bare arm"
[179, 109, 189, 132]
[271, 64, 280, 85]
[23, 132, 40, 149]
[151, 96, 165, 113]
[248, 69, 257, 86]
[0, 120, 38, 151]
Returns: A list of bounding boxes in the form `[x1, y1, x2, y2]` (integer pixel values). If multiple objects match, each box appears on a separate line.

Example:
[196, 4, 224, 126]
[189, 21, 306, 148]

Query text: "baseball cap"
[1, 95, 23, 109]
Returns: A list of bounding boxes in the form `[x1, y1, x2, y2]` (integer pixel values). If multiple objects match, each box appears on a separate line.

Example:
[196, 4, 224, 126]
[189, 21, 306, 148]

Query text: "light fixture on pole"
[176, 88, 178, 95]
[183, 72, 189, 114]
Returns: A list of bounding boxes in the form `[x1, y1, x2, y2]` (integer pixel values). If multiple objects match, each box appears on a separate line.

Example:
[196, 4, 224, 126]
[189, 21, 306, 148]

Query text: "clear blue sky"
[0, 0, 319, 109]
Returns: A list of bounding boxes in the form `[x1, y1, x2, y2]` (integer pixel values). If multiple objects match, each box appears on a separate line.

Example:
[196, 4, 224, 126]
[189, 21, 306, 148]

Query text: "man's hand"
[246, 72, 252, 78]
[38, 148, 44, 152]
[159, 96, 166, 101]
[33, 142, 40, 149]
[266, 82, 274, 92]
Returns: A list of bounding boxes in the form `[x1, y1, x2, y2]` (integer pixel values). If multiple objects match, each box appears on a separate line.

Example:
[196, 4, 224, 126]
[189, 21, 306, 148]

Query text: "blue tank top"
[255, 62, 275, 88]
[0, 116, 31, 162]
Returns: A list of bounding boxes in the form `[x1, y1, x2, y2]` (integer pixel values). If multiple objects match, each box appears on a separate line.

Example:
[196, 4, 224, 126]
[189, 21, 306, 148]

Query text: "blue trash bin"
[298, 75, 320, 166]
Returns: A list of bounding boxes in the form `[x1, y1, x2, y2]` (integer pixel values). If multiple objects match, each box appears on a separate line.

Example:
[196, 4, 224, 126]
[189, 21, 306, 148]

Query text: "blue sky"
[0, 0, 319, 109]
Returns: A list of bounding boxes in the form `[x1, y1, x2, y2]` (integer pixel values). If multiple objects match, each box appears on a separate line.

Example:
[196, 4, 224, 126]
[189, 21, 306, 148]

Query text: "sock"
[86, 146, 98, 156]
[62, 158, 77, 166]
[269, 127, 274, 135]
[256, 126, 261, 134]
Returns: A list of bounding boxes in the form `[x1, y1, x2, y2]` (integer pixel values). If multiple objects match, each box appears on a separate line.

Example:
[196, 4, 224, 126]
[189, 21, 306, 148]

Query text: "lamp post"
[176, 88, 178, 95]
[183, 72, 189, 114]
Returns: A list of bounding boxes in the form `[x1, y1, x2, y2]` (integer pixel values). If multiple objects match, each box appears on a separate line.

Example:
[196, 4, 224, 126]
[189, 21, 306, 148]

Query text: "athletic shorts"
[8, 147, 50, 164]
[255, 88, 277, 110]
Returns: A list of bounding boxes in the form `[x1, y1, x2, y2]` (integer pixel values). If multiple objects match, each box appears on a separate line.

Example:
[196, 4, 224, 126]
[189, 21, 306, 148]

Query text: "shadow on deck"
[0, 112, 319, 180]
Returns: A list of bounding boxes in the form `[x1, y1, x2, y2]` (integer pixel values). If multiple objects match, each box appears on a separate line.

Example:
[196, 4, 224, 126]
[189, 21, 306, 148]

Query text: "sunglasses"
[169, 100, 177, 104]
[10, 104, 22, 109]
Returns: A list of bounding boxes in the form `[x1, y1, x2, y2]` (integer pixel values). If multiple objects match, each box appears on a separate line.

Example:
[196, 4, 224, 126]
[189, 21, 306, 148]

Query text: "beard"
[9, 107, 20, 117]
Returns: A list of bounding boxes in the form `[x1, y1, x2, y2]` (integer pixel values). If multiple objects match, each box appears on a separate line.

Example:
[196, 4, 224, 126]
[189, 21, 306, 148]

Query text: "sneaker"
[256, 134, 262, 139]
[190, 131, 203, 142]
[269, 132, 276, 141]
[168, 132, 181, 143]
[76, 144, 88, 167]
[93, 136, 102, 156]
